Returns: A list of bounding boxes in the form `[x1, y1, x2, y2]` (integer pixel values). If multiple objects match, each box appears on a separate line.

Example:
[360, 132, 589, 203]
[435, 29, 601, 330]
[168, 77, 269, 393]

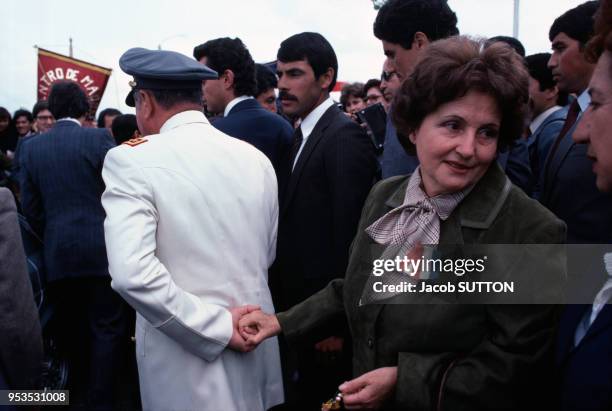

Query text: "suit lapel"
[581, 304, 612, 344]
[280, 105, 338, 218]
[558, 304, 590, 362]
[541, 124, 577, 204]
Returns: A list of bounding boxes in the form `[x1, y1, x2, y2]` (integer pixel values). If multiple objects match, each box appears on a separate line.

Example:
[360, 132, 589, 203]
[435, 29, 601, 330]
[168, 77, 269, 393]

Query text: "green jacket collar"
[384, 163, 512, 230]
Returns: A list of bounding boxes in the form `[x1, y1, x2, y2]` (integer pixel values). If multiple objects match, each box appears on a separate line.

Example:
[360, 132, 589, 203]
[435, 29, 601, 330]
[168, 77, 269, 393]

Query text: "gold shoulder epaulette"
[122, 137, 148, 147]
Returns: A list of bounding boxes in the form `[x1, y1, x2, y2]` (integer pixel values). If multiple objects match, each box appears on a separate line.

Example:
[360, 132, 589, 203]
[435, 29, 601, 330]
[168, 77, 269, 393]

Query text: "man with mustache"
[540, 0, 612, 244]
[270, 32, 378, 410]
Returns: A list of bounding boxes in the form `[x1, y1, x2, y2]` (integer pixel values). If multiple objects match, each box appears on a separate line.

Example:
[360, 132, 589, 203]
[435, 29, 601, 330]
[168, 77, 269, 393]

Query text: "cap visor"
[125, 89, 135, 107]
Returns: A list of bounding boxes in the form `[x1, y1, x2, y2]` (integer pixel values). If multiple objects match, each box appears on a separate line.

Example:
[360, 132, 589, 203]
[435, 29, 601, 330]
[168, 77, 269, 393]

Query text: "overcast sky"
[0, 0, 588, 115]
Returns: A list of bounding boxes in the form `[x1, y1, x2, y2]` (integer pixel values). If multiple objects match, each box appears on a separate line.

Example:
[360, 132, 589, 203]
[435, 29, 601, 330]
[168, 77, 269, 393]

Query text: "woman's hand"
[339, 366, 398, 410]
[238, 309, 282, 348]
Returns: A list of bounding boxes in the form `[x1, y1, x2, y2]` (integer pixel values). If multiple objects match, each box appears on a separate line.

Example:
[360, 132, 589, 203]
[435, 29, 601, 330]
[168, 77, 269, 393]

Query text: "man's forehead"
[277, 59, 309, 70]
[551, 32, 576, 46]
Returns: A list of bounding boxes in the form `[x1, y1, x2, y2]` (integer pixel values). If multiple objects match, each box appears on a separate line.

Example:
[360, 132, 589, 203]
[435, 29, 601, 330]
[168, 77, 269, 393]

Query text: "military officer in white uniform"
[101, 47, 283, 411]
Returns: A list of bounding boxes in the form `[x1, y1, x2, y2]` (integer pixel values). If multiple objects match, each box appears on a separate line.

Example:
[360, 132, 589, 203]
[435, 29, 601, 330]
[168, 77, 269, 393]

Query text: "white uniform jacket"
[102, 110, 283, 411]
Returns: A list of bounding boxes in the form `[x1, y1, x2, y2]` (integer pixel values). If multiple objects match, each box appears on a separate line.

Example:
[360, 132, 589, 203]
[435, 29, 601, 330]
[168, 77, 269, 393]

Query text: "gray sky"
[1, 0, 587, 115]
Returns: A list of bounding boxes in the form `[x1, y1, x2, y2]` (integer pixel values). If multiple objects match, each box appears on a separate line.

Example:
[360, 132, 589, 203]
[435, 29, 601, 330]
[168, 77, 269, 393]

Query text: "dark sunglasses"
[381, 70, 398, 82]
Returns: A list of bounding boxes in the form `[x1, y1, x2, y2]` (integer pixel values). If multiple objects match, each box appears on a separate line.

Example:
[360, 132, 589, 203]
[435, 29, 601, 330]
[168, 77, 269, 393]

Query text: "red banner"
[37, 47, 112, 118]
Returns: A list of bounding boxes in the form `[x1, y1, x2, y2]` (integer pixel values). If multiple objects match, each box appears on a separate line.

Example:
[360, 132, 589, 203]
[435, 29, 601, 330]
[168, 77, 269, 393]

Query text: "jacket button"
[367, 338, 374, 348]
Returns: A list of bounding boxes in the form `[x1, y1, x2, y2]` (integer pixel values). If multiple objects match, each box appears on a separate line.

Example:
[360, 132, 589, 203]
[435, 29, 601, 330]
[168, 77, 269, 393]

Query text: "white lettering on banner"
[46, 70, 57, 82]
[66, 68, 79, 81]
[39, 68, 103, 98]
[80, 75, 93, 88]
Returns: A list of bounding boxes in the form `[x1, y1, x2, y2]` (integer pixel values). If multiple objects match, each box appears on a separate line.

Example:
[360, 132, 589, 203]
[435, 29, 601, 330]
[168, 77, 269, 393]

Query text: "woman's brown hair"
[392, 36, 529, 155]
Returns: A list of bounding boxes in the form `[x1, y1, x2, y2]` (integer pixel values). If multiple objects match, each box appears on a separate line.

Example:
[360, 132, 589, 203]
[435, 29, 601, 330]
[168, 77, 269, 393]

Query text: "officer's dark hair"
[486, 36, 526, 57]
[97, 108, 122, 128]
[13, 109, 33, 123]
[363, 79, 382, 95]
[142, 88, 203, 110]
[373, 0, 459, 49]
[111, 114, 139, 145]
[48, 81, 90, 119]
[549, 1, 599, 47]
[277, 32, 338, 92]
[340, 82, 365, 108]
[32, 100, 50, 118]
[525, 53, 569, 106]
[255, 64, 277, 97]
[193, 37, 256, 97]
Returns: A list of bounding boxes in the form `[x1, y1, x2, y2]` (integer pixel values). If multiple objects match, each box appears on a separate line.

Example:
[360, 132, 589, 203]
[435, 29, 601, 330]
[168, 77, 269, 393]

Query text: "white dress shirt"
[292, 96, 335, 170]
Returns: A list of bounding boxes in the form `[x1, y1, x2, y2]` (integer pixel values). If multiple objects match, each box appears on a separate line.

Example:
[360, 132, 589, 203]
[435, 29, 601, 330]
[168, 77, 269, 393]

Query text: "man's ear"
[408, 130, 417, 145]
[318, 67, 335, 91]
[139, 90, 155, 120]
[412, 32, 430, 51]
[223, 69, 235, 91]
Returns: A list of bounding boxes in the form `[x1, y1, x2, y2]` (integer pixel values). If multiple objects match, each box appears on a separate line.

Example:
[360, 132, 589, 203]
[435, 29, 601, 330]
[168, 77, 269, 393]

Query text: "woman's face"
[410, 91, 501, 197]
[573, 51, 612, 192]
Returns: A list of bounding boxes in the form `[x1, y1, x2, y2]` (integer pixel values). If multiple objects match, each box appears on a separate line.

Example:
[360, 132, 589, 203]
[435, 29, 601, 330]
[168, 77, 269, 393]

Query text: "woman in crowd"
[240, 36, 566, 410]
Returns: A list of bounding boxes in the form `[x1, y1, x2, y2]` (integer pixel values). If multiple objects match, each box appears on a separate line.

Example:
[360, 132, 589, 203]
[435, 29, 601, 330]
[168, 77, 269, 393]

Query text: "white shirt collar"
[160, 110, 209, 134]
[577, 89, 591, 114]
[291, 96, 335, 170]
[57, 117, 81, 126]
[224, 95, 253, 117]
[299, 96, 335, 139]
[529, 105, 562, 133]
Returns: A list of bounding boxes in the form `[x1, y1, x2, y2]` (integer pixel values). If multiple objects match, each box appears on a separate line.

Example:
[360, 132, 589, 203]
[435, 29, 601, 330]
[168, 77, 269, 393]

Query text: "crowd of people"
[0, 0, 611, 410]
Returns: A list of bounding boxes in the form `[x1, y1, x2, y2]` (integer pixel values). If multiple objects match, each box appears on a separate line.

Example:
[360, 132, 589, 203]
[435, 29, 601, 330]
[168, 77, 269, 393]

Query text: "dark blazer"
[19, 120, 115, 282]
[497, 137, 533, 195]
[380, 116, 419, 179]
[540, 118, 612, 243]
[278, 163, 566, 410]
[557, 303, 612, 411]
[0, 187, 42, 389]
[270, 104, 378, 311]
[212, 98, 293, 173]
[528, 107, 567, 200]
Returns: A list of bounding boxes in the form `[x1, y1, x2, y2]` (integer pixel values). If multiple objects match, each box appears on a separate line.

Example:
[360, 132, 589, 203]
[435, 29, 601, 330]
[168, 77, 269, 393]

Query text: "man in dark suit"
[540, 0, 612, 244]
[270, 32, 378, 410]
[525, 52, 568, 199]
[557, 1, 612, 408]
[193, 37, 292, 174]
[20, 81, 128, 410]
[373, 0, 458, 178]
[0, 187, 42, 393]
[373, 0, 532, 194]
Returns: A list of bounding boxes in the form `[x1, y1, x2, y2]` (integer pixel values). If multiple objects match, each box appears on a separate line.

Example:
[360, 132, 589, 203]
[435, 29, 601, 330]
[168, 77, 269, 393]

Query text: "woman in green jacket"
[240, 36, 566, 411]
